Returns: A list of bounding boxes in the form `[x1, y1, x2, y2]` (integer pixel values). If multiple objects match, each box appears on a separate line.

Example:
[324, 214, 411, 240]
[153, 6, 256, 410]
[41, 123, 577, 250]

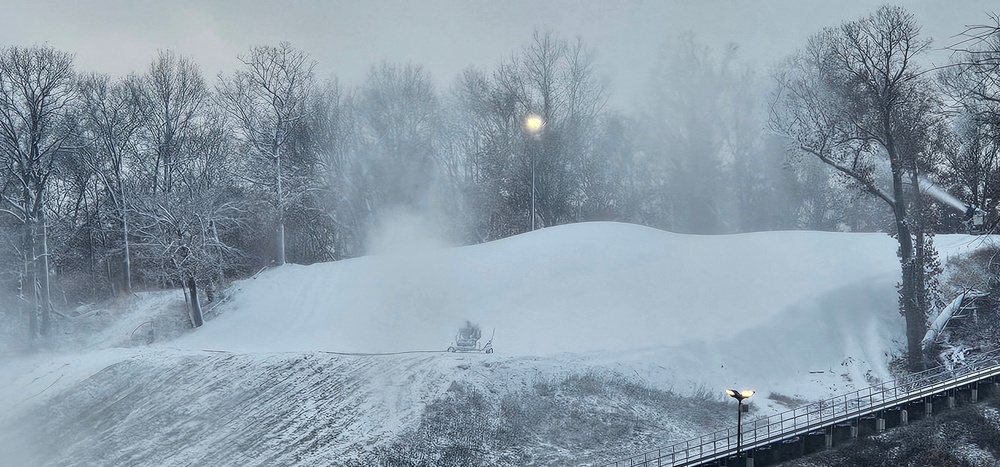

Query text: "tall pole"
[727, 389, 754, 456]
[531, 146, 536, 231]
[736, 400, 743, 454]
[524, 115, 543, 232]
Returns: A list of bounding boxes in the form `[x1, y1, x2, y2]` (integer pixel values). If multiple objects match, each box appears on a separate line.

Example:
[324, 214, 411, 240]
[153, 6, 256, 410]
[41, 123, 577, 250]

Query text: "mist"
[2, 2, 1000, 466]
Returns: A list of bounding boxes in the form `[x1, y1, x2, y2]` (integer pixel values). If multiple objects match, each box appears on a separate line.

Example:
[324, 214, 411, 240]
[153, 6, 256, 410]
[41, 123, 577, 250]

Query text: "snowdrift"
[175, 222, 985, 397]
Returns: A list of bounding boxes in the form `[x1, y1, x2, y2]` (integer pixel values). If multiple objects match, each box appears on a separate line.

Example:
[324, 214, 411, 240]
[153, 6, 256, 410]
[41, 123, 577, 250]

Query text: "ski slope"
[178, 223, 907, 354]
[0, 222, 992, 465]
[174, 222, 982, 397]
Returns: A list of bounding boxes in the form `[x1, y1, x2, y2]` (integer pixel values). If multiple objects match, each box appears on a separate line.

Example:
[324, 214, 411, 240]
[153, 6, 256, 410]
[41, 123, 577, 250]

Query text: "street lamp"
[524, 114, 544, 231]
[726, 389, 755, 455]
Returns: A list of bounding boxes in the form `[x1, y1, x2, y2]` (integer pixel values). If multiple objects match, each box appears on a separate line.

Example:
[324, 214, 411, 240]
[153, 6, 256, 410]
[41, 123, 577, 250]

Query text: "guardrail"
[604, 348, 1000, 467]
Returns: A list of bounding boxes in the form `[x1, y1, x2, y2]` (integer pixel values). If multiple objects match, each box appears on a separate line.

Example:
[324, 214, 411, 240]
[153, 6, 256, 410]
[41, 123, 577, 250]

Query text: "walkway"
[604, 348, 1000, 466]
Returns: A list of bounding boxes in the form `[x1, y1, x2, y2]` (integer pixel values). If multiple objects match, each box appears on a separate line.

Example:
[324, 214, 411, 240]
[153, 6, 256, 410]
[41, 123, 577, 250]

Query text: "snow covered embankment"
[1, 223, 990, 465]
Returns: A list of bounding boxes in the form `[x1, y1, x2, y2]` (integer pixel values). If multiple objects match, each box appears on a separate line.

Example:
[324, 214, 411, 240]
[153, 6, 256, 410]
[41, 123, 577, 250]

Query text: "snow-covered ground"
[0, 222, 993, 465]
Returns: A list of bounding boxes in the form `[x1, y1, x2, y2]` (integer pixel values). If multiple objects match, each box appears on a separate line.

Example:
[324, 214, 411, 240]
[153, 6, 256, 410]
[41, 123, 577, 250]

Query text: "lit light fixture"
[726, 389, 755, 401]
[726, 388, 755, 455]
[524, 114, 544, 134]
[524, 114, 545, 231]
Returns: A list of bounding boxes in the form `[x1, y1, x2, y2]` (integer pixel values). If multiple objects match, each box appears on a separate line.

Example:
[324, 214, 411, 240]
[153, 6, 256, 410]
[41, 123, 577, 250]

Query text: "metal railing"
[604, 348, 1000, 467]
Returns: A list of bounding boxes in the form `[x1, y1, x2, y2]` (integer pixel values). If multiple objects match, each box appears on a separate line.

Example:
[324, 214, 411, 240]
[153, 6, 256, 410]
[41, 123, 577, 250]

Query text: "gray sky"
[1, 0, 996, 109]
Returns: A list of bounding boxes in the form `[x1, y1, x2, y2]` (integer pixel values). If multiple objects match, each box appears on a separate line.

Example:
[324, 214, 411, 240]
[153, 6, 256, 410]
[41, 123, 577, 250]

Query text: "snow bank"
[3, 223, 994, 466]
[174, 222, 987, 398]
[177, 223, 902, 354]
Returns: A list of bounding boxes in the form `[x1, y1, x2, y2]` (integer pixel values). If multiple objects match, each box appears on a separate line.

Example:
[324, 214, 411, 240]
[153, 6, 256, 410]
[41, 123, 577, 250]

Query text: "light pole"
[524, 114, 544, 231]
[726, 389, 755, 455]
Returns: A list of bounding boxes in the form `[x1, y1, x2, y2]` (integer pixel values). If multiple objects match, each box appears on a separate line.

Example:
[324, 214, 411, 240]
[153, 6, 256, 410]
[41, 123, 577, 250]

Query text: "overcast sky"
[0, 0, 996, 110]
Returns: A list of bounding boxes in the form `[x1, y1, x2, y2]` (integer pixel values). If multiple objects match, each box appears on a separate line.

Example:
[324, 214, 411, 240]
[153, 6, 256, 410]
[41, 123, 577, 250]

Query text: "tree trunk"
[122, 195, 132, 294]
[39, 216, 52, 336]
[24, 216, 37, 340]
[275, 135, 286, 266]
[910, 170, 932, 366]
[187, 277, 204, 328]
[887, 137, 926, 372]
[900, 241, 925, 371]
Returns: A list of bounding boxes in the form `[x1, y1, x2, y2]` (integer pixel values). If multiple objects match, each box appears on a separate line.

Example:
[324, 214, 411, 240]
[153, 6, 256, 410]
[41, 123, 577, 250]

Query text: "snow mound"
[174, 222, 986, 394]
[178, 223, 904, 352]
[3, 223, 994, 466]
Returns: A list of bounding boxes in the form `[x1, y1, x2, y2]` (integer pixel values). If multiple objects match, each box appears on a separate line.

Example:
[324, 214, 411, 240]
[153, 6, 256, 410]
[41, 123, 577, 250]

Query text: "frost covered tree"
[345, 62, 444, 246]
[940, 14, 1000, 227]
[640, 36, 736, 233]
[638, 36, 797, 233]
[448, 31, 614, 240]
[0, 45, 76, 339]
[130, 110, 245, 327]
[771, 6, 947, 370]
[217, 42, 316, 266]
[141, 50, 209, 195]
[299, 80, 354, 260]
[77, 72, 146, 294]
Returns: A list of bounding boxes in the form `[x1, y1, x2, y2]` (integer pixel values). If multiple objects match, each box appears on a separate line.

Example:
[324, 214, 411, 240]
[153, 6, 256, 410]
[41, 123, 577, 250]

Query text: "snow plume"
[917, 175, 969, 214]
[365, 207, 454, 255]
[866, 153, 969, 214]
[361, 210, 469, 350]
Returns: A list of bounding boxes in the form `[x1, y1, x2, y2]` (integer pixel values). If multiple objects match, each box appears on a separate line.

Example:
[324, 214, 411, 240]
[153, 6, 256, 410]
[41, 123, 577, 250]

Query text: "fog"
[0, 0, 992, 332]
[2, 0, 993, 112]
[2, 3, 1000, 464]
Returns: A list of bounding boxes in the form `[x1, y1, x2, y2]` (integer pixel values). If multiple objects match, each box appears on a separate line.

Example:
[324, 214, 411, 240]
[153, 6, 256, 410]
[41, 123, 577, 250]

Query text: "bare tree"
[142, 50, 209, 195]
[217, 42, 316, 266]
[446, 65, 525, 241]
[448, 31, 610, 240]
[522, 31, 607, 229]
[771, 6, 945, 370]
[940, 14, 1000, 227]
[347, 61, 443, 244]
[77, 72, 146, 294]
[130, 187, 245, 327]
[946, 13, 1000, 108]
[309, 80, 362, 258]
[129, 106, 245, 327]
[0, 45, 76, 339]
[641, 36, 736, 233]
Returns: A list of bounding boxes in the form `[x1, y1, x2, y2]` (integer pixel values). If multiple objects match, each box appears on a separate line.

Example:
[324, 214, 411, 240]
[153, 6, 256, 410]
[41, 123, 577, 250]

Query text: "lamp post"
[726, 389, 755, 455]
[524, 114, 544, 231]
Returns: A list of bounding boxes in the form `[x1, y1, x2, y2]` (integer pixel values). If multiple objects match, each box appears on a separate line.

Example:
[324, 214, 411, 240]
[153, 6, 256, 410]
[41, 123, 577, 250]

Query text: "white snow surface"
[174, 223, 984, 397]
[181, 223, 906, 354]
[1, 222, 994, 465]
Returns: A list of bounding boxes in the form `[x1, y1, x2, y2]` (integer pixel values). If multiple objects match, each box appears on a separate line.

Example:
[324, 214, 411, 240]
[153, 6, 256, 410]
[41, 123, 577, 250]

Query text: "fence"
[604, 348, 1000, 467]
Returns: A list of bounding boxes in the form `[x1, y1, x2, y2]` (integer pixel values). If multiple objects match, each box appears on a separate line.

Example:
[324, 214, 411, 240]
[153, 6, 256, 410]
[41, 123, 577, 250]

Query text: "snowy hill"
[0, 222, 991, 466]
[175, 222, 981, 396]
[179, 223, 906, 354]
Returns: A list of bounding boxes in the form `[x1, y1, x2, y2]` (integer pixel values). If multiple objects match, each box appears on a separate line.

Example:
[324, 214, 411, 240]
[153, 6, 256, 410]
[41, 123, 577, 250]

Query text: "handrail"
[604, 348, 1000, 467]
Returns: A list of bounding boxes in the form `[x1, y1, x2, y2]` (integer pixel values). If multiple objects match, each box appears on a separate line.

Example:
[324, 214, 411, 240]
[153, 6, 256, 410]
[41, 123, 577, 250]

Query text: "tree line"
[1, 10, 998, 369]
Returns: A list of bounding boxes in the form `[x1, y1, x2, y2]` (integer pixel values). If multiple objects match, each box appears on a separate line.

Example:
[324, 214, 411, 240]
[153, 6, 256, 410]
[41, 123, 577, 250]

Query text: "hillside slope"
[178, 223, 907, 354]
[0, 223, 991, 465]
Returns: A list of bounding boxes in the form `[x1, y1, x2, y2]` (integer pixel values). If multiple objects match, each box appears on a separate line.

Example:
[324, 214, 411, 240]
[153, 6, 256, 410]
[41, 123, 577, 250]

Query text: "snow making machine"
[447, 321, 494, 353]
